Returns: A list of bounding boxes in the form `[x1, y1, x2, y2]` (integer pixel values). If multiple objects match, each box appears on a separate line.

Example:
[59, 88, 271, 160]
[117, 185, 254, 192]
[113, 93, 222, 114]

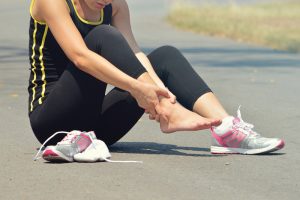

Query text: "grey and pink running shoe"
[210, 107, 285, 154]
[34, 130, 96, 162]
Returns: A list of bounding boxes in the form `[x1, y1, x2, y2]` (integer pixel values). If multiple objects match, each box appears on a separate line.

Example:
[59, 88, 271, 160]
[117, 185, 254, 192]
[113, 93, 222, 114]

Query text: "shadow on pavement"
[257, 152, 286, 156]
[110, 142, 225, 157]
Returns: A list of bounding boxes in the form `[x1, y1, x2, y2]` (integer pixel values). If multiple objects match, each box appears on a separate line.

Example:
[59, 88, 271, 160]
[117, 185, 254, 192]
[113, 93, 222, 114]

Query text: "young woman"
[29, 0, 284, 161]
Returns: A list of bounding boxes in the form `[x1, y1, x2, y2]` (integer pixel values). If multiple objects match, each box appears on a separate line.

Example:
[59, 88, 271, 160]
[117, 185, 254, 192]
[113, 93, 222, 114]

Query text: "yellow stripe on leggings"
[30, 21, 38, 112]
[38, 25, 49, 105]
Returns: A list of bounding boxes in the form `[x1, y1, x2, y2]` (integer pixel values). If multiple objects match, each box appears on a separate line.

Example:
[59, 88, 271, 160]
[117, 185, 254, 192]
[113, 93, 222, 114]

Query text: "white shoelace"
[235, 106, 260, 138]
[58, 131, 80, 144]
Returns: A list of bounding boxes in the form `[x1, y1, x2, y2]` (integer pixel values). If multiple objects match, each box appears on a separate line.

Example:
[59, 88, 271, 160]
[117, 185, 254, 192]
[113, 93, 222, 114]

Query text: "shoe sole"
[42, 148, 73, 162]
[211, 140, 285, 155]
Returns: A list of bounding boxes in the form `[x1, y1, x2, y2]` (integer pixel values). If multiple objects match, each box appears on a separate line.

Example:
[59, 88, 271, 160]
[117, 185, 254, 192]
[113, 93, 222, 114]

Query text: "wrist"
[155, 80, 165, 89]
[128, 79, 140, 95]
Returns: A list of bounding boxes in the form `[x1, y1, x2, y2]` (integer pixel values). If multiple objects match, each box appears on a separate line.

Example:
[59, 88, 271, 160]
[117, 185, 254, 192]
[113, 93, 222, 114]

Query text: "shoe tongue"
[222, 116, 235, 126]
[214, 116, 234, 135]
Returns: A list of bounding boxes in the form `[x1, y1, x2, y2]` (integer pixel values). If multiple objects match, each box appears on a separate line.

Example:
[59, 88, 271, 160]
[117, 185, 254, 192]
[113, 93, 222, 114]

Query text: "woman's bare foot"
[157, 99, 221, 133]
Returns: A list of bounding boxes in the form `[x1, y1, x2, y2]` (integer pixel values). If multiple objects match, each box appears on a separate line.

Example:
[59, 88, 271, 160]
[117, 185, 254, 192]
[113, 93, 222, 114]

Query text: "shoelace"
[234, 106, 260, 138]
[33, 131, 70, 161]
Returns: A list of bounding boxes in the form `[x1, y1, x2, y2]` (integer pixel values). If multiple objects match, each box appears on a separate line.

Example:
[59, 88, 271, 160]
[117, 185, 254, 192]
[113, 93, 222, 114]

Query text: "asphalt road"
[0, 0, 299, 199]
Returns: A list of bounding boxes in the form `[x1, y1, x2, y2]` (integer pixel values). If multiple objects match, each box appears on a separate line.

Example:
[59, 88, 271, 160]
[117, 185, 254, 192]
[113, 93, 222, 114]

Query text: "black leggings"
[29, 25, 211, 146]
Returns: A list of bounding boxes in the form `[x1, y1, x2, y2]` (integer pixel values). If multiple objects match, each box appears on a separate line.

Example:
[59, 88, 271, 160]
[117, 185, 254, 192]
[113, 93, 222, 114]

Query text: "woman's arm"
[111, 0, 166, 89]
[34, 0, 137, 92]
[32, 0, 169, 116]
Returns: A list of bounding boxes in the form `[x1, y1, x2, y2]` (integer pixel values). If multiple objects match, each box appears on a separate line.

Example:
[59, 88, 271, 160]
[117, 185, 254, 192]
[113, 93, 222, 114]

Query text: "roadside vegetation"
[167, 1, 300, 53]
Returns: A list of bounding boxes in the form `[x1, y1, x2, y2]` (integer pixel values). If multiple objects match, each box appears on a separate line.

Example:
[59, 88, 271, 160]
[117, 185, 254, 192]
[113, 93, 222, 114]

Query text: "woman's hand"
[166, 88, 176, 104]
[130, 81, 170, 118]
[145, 88, 176, 121]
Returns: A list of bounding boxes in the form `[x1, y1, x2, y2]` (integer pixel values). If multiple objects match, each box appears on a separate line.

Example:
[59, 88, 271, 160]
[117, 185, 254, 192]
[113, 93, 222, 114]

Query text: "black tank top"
[28, 0, 112, 113]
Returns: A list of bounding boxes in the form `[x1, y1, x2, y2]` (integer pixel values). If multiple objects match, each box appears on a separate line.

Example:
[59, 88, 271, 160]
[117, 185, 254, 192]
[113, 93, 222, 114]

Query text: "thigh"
[30, 64, 107, 145]
[94, 87, 144, 146]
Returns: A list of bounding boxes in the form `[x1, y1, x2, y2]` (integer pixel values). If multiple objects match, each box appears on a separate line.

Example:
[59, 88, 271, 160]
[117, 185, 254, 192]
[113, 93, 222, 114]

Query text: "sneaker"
[74, 139, 111, 162]
[34, 130, 96, 162]
[210, 106, 285, 155]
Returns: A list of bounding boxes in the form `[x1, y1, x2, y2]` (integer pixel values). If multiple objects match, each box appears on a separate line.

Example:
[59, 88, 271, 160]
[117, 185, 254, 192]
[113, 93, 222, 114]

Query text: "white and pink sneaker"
[34, 131, 142, 163]
[34, 130, 96, 162]
[210, 107, 285, 154]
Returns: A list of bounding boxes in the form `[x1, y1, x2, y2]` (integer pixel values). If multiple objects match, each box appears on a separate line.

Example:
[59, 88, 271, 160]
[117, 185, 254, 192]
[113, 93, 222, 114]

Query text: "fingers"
[171, 95, 176, 104]
[149, 113, 155, 120]
[148, 112, 160, 122]
[155, 114, 160, 122]
[149, 109, 157, 118]
[148, 104, 161, 122]
[166, 89, 176, 104]
[156, 87, 170, 99]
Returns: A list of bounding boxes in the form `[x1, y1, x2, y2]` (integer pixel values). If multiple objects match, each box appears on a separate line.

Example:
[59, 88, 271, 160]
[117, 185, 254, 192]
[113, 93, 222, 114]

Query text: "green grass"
[167, 1, 300, 53]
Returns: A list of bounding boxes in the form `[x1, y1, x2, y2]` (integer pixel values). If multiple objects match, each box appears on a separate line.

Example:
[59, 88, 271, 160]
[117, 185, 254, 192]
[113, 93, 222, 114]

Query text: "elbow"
[72, 56, 84, 69]
[71, 50, 89, 71]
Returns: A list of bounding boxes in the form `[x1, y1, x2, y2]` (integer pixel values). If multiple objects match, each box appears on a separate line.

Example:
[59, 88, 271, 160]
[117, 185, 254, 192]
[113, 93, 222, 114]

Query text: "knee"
[95, 25, 121, 38]
[148, 45, 183, 71]
[155, 45, 181, 57]
[84, 25, 123, 43]
[149, 45, 182, 61]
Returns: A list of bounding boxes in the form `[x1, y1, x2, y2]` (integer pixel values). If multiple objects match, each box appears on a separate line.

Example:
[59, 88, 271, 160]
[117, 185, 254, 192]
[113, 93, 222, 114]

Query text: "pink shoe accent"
[211, 128, 232, 147]
[224, 132, 246, 148]
[76, 134, 92, 152]
[276, 140, 285, 149]
[42, 149, 59, 157]
[211, 123, 247, 148]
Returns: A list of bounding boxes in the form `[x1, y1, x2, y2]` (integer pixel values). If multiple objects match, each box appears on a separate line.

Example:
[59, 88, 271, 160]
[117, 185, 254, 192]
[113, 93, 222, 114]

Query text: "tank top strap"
[103, 4, 112, 24]
[65, 0, 76, 16]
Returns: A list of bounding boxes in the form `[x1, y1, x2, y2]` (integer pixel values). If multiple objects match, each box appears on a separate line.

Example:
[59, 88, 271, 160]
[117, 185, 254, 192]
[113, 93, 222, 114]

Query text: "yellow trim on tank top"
[71, 0, 104, 25]
[30, 21, 39, 112]
[38, 25, 49, 105]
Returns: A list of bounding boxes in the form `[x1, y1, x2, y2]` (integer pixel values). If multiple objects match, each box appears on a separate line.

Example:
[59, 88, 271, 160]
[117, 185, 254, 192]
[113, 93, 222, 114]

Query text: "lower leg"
[192, 92, 229, 120]
[95, 87, 144, 146]
[145, 46, 225, 132]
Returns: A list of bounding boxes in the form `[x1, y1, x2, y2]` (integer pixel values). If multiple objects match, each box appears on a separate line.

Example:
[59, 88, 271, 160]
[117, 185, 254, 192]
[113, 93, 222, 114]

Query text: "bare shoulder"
[111, 0, 129, 17]
[31, 0, 69, 22]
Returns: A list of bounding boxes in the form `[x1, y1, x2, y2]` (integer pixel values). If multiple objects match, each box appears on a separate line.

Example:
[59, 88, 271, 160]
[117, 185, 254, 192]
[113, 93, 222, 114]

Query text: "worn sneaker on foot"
[34, 130, 96, 162]
[210, 107, 285, 154]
